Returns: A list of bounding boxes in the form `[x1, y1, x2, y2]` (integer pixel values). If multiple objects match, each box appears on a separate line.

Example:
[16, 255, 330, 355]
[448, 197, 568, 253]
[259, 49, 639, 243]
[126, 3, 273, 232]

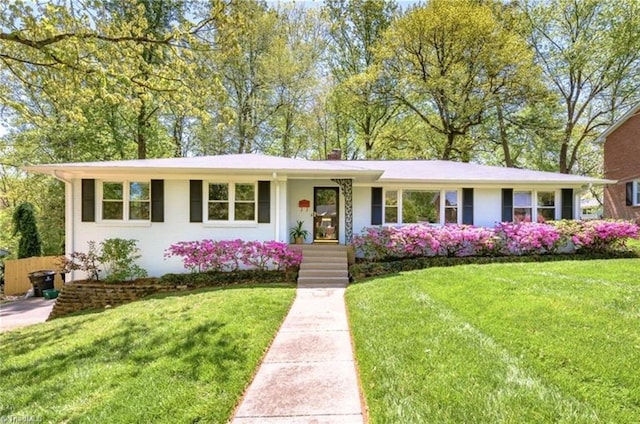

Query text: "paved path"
[0, 298, 55, 333]
[232, 285, 364, 424]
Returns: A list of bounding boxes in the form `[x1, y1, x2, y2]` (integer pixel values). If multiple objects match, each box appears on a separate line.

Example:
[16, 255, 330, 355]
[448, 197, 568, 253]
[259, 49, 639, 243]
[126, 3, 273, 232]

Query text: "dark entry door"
[313, 187, 339, 242]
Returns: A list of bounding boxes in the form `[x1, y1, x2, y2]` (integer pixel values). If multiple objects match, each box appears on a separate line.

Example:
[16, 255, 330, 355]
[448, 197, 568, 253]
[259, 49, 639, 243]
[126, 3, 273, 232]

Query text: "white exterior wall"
[474, 188, 503, 227]
[66, 174, 586, 278]
[287, 179, 346, 244]
[70, 178, 278, 277]
[352, 186, 371, 236]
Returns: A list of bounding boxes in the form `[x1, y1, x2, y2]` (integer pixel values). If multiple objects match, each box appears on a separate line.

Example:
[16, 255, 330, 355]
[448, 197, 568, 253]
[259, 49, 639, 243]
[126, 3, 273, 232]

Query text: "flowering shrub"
[495, 222, 560, 255]
[164, 239, 302, 272]
[551, 219, 639, 252]
[353, 220, 639, 262]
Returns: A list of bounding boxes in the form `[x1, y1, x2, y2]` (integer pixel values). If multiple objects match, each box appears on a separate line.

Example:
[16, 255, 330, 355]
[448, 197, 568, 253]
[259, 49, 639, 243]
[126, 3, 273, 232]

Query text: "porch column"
[331, 178, 353, 244]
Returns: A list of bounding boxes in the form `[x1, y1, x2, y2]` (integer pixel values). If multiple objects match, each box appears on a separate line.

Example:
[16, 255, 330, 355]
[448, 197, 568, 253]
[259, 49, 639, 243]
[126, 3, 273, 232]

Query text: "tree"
[0, 0, 224, 160]
[522, 0, 640, 173]
[12, 202, 42, 258]
[324, 0, 398, 158]
[376, 0, 535, 161]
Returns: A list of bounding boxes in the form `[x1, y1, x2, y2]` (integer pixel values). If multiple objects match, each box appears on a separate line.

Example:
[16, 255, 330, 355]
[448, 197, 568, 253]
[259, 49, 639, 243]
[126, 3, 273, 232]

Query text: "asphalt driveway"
[0, 298, 55, 333]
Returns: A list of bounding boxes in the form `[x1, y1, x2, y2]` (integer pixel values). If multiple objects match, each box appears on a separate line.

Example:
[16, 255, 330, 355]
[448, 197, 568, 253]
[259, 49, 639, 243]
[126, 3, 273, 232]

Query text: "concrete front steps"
[293, 244, 350, 287]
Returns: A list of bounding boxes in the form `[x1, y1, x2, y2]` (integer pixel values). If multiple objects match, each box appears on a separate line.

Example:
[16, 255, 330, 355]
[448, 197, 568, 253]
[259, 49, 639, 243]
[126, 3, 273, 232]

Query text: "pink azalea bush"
[165, 239, 302, 272]
[551, 219, 639, 252]
[352, 220, 639, 261]
[495, 222, 561, 255]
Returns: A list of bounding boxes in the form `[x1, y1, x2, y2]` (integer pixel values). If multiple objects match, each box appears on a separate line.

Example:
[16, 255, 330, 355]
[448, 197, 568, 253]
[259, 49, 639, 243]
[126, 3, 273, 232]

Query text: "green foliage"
[100, 238, 148, 282]
[12, 202, 42, 258]
[522, 0, 640, 173]
[159, 269, 297, 286]
[376, 0, 536, 161]
[62, 238, 147, 282]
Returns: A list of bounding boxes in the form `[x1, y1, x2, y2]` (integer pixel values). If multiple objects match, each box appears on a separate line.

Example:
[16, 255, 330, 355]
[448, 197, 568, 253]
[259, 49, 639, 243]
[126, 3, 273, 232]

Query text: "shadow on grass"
[0, 284, 298, 392]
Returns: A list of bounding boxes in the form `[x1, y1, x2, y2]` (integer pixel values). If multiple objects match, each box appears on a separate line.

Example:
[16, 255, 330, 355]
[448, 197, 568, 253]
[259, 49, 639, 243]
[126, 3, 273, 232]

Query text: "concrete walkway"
[232, 285, 364, 424]
[0, 298, 55, 333]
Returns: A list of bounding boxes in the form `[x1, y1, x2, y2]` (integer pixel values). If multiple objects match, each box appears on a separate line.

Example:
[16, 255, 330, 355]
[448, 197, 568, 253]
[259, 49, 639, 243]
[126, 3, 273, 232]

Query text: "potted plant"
[289, 220, 309, 244]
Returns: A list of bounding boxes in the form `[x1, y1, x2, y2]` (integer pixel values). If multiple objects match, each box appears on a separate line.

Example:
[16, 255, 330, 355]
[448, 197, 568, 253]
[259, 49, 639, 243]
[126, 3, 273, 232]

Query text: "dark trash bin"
[28, 270, 56, 297]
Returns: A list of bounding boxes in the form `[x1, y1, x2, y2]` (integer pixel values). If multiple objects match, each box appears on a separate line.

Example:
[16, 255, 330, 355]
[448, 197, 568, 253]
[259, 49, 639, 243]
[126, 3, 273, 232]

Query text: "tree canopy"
[1, 0, 639, 255]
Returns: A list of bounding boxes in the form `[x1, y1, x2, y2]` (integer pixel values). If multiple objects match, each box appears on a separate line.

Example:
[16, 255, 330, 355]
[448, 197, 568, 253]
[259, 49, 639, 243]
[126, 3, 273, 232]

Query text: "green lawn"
[347, 259, 640, 423]
[0, 285, 295, 423]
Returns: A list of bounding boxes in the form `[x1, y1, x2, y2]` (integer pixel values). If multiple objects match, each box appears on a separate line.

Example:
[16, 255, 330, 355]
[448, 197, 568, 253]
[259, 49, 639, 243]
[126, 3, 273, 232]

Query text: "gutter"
[52, 170, 74, 283]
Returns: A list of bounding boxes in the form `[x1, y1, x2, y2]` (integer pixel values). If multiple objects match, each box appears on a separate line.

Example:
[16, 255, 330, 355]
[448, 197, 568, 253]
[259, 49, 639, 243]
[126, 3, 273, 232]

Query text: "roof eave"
[377, 178, 615, 186]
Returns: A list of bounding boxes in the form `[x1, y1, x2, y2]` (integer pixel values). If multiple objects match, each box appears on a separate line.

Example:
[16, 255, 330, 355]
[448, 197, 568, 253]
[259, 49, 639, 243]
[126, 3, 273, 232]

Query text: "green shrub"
[12, 202, 42, 259]
[159, 269, 297, 287]
[62, 238, 147, 282]
[101, 238, 147, 282]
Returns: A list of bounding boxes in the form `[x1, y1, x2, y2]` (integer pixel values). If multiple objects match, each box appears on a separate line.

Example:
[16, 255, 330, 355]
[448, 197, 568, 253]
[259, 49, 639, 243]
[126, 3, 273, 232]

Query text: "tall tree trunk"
[137, 99, 147, 159]
[497, 104, 513, 167]
[441, 132, 455, 160]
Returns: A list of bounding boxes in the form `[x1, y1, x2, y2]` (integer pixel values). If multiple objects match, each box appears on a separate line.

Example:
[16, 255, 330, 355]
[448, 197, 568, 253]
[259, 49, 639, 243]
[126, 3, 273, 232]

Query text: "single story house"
[27, 153, 611, 276]
[598, 103, 640, 221]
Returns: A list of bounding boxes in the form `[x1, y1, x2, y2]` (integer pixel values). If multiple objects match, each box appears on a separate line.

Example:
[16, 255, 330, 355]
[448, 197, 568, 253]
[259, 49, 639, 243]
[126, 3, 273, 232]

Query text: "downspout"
[273, 172, 280, 242]
[53, 171, 73, 283]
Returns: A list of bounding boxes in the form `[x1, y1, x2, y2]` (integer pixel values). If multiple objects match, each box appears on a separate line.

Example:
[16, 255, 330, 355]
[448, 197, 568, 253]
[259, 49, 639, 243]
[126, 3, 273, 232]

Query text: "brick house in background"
[600, 103, 640, 222]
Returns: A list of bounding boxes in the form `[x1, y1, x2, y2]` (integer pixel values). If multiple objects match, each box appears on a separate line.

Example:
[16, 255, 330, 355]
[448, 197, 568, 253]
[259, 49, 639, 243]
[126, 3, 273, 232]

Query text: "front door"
[313, 187, 339, 243]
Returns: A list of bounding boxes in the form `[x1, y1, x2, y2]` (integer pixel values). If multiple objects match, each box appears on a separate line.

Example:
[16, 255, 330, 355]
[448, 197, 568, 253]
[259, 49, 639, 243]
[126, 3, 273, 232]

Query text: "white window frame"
[514, 189, 560, 223]
[536, 190, 556, 223]
[205, 181, 257, 223]
[382, 188, 461, 225]
[99, 180, 151, 222]
[633, 181, 640, 206]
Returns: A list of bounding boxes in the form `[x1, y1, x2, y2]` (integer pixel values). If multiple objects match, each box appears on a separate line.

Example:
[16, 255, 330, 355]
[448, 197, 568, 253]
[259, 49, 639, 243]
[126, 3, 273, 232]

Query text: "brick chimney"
[327, 148, 342, 160]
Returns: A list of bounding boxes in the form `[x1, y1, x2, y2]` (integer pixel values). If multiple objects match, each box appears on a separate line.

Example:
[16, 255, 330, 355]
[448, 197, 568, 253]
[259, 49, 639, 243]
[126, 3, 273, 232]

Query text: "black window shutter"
[561, 188, 574, 220]
[502, 188, 513, 222]
[81, 179, 95, 222]
[626, 182, 633, 206]
[462, 188, 474, 225]
[371, 187, 383, 225]
[151, 179, 164, 222]
[190, 180, 203, 223]
[257, 181, 270, 223]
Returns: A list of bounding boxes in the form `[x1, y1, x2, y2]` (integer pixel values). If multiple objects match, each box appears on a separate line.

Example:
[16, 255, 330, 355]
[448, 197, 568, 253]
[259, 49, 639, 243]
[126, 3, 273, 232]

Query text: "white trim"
[204, 181, 258, 224]
[97, 179, 151, 223]
[633, 181, 640, 207]
[382, 188, 462, 225]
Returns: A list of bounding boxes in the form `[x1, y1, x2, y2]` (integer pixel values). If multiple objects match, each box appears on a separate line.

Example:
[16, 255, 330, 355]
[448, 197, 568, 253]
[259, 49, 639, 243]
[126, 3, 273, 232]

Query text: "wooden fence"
[4, 256, 65, 296]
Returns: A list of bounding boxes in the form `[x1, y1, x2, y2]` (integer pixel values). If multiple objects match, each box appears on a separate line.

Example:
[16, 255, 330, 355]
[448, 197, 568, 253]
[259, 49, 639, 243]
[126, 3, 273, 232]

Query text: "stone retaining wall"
[48, 282, 189, 320]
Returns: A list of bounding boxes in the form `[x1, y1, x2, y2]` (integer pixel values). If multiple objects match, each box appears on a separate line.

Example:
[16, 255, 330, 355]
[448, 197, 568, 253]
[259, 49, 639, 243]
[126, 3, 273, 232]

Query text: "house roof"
[25, 153, 613, 186]
[596, 103, 640, 143]
[357, 160, 611, 185]
[25, 154, 382, 181]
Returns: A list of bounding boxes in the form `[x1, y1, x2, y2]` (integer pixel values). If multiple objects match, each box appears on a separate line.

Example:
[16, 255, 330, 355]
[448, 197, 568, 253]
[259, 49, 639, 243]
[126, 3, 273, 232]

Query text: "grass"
[347, 259, 640, 423]
[0, 284, 295, 423]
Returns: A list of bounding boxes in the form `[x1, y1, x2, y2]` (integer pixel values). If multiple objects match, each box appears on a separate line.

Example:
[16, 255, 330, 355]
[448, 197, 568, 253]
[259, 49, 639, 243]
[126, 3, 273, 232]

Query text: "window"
[513, 191, 532, 222]
[102, 181, 150, 221]
[537, 191, 555, 222]
[403, 190, 440, 224]
[234, 183, 255, 221]
[385, 190, 398, 223]
[636, 181, 640, 206]
[208, 183, 229, 220]
[102, 182, 123, 220]
[207, 182, 255, 222]
[380, 189, 461, 225]
[444, 191, 458, 224]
